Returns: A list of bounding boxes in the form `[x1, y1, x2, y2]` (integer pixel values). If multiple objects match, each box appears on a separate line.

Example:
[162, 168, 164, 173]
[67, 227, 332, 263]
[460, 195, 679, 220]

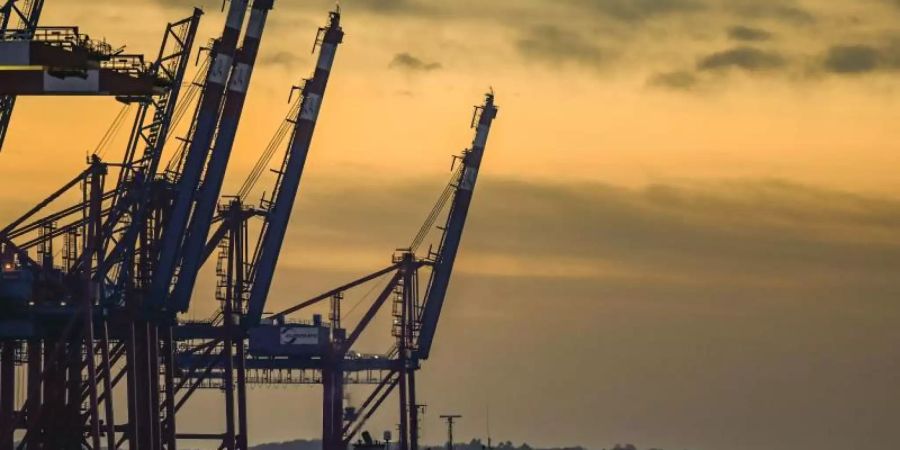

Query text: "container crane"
[0, 20, 168, 97]
[169, 9, 342, 448]
[205, 92, 499, 450]
[148, 0, 251, 310]
[0, 0, 44, 152]
[416, 92, 498, 359]
[242, 5, 344, 328]
[171, 0, 276, 313]
[0, 2, 500, 449]
[0, 5, 202, 448]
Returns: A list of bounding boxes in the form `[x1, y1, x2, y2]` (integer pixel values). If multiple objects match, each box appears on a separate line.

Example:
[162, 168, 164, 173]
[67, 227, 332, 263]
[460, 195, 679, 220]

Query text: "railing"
[101, 54, 150, 77]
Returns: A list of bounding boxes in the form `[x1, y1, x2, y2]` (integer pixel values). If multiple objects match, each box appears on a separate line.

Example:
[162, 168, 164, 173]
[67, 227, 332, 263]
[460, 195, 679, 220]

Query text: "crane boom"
[148, 0, 249, 308]
[172, 0, 275, 312]
[415, 92, 498, 359]
[101, 10, 203, 291]
[242, 8, 344, 328]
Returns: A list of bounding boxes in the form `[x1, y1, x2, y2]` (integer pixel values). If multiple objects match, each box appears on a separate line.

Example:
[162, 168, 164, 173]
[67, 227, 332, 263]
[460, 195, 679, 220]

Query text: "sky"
[2, 0, 900, 449]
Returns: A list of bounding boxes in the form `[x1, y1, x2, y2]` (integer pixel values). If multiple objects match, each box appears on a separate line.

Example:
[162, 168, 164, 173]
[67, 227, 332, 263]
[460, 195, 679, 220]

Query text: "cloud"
[823, 45, 881, 74]
[697, 46, 786, 72]
[728, 1, 816, 25]
[819, 41, 900, 75]
[349, 0, 429, 14]
[465, 178, 900, 284]
[568, 0, 705, 22]
[286, 176, 900, 289]
[147, 0, 221, 9]
[647, 70, 699, 90]
[389, 52, 442, 72]
[296, 0, 438, 17]
[766, 5, 815, 24]
[727, 25, 773, 42]
[516, 25, 610, 69]
[150, 0, 432, 15]
[146, 0, 900, 89]
[259, 50, 306, 71]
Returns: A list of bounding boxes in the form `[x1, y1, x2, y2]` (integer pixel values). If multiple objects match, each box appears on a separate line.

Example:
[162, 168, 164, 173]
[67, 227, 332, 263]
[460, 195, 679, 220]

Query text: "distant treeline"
[250, 438, 321, 450]
[249, 438, 667, 450]
[446, 438, 586, 450]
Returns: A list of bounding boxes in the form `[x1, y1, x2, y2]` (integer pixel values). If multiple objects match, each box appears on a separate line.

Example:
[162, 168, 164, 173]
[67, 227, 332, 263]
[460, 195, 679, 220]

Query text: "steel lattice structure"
[0, 2, 498, 449]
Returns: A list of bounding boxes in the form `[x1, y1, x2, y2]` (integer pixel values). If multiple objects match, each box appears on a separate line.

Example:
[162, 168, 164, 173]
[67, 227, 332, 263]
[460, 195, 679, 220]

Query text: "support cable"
[342, 273, 389, 322]
[166, 57, 209, 146]
[163, 56, 210, 174]
[410, 164, 463, 252]
[93, 103, 132, 158]
[237, 96, 302, 200]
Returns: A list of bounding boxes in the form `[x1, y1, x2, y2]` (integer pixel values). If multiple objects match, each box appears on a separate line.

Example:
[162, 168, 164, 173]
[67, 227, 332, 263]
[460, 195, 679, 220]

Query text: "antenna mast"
[440, 414, 462, 450]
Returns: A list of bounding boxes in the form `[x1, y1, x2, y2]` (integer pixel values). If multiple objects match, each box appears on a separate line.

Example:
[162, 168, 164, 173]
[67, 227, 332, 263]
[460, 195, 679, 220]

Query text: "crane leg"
[0, 343, 14, 450]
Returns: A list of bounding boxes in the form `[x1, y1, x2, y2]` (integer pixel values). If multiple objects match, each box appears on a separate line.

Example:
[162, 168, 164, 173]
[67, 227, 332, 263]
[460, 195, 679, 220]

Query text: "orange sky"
[3, 1, 900, 449]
